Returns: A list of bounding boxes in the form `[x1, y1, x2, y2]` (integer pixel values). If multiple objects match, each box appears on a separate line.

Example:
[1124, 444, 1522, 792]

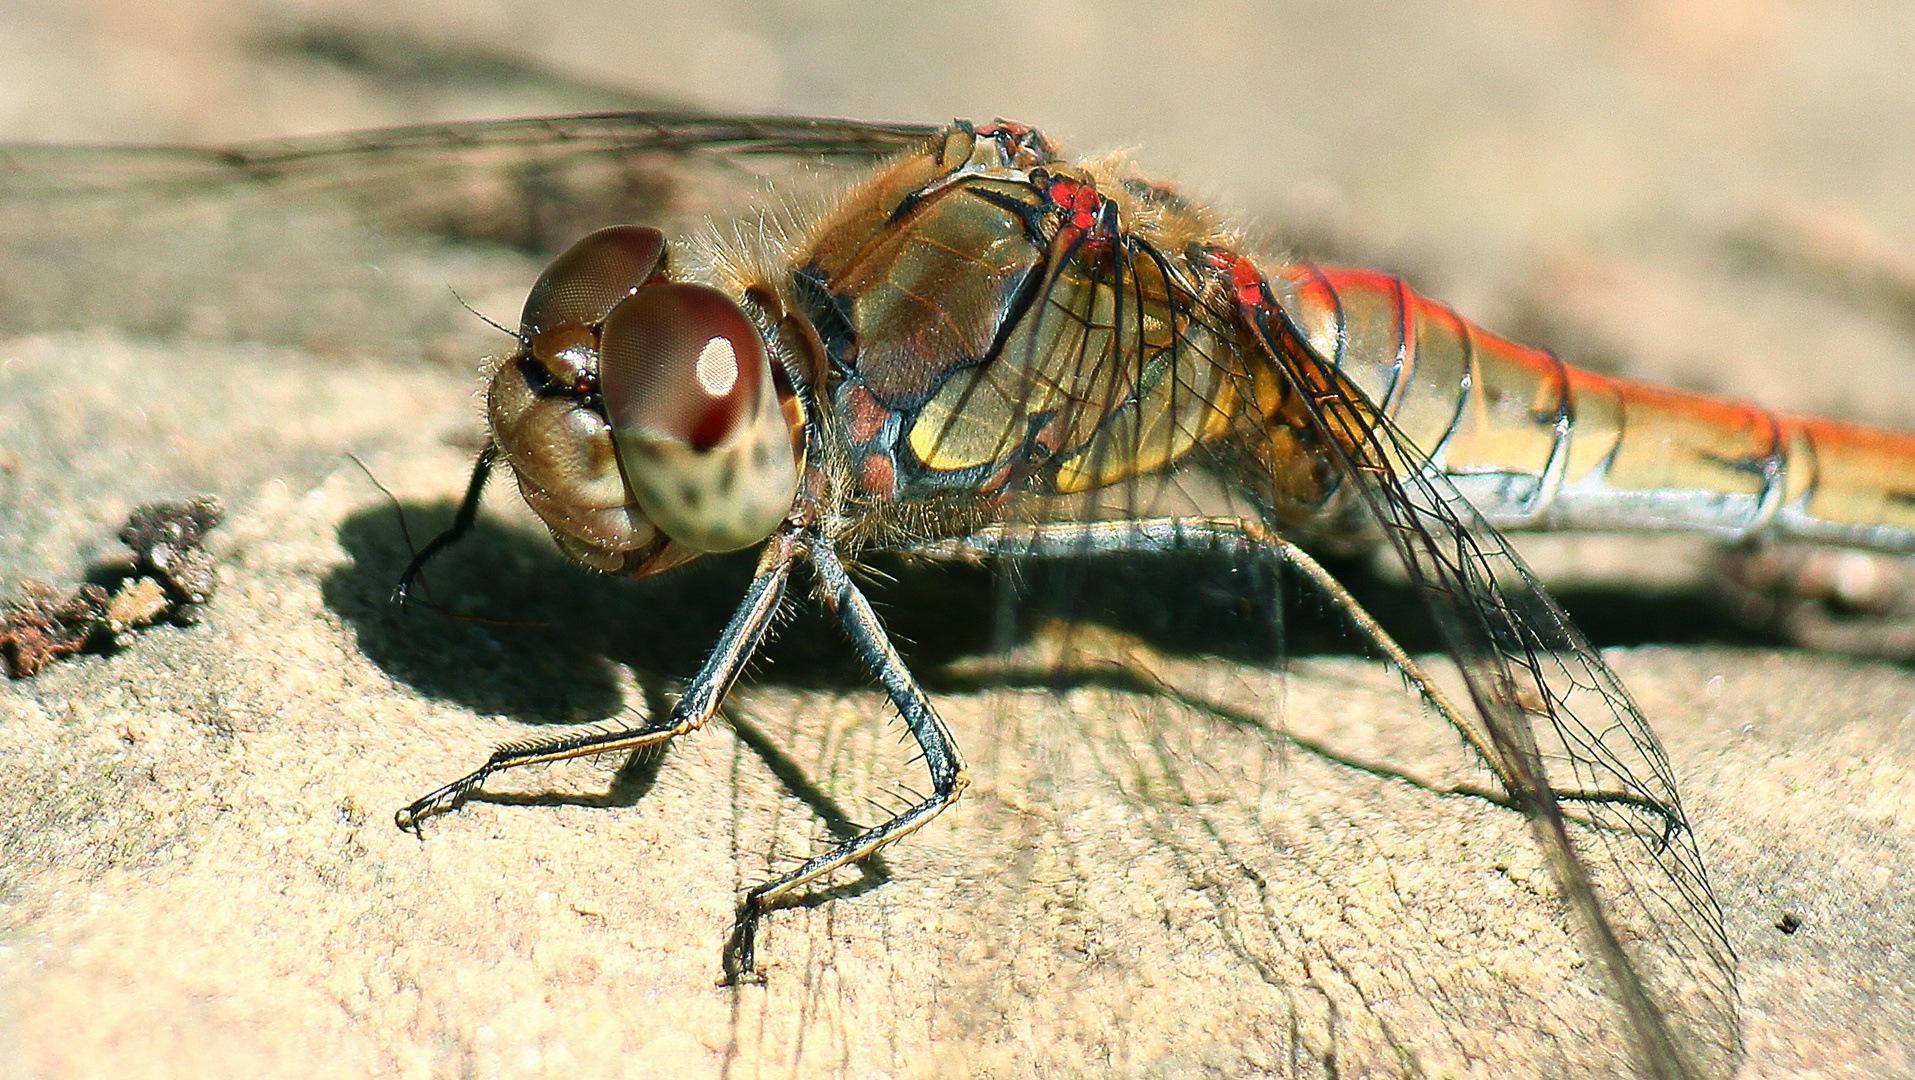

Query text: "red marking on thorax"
[858, 452, 897, 497]
[842, 383, 891, 444]
[1227, 255, 1264, 307]
[1047, 178, 1103, 232]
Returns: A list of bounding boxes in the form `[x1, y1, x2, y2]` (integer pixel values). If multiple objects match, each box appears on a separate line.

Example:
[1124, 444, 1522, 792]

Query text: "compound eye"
[600, 284, 766, 451]
[599, 282, 801, 553]
[518, 225, 667, 338]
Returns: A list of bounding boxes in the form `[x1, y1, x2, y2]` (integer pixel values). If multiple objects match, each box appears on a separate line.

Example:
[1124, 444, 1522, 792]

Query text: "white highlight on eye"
[695, 336, 739, 397]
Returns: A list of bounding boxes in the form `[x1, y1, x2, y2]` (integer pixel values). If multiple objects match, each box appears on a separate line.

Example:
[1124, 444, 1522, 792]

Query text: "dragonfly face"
[490, 223, 807, 573]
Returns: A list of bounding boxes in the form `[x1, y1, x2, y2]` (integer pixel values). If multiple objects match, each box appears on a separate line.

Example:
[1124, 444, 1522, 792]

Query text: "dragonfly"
[7, 111, 1913, 1080]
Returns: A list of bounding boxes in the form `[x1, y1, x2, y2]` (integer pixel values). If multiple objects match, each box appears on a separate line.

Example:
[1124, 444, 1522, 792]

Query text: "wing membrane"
[0, 111, 937, 348]
[1240, 296, 1740, 1079]
[883, 136, 1737, 1069]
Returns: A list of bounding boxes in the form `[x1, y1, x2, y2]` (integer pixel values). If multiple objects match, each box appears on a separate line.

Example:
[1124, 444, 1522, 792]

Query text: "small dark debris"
[2, 497, 224, 677]
[0, 581, 112, 677]
[120, 496, 224, 611]
[1775, 911, 1804, 934]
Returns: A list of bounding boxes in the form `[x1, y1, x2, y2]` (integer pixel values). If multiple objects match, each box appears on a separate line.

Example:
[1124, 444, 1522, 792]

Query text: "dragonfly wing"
[1240, 296, 1741, 1079]
[0, 112, 938, 207]
[0, 111, 938, 349]
[871, 143, 1730, 1066]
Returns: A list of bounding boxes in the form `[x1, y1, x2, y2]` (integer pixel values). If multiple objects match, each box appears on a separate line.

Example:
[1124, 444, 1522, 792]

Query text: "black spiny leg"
[394, 528, 798, 831]
[395, 442, 498, 606]
[722, 538, 971, 984]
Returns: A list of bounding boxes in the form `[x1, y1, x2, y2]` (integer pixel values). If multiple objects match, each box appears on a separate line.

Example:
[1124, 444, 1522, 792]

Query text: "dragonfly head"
[487, 225, 805, 574]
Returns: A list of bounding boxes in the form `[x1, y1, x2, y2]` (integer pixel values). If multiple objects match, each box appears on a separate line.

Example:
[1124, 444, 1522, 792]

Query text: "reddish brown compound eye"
[518, 224, 667, 339]
[598, 282, 801, 553]
[600, 284, 765, 450]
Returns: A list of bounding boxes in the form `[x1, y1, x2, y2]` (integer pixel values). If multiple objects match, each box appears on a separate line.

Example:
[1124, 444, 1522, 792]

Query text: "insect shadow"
[320, 496, 1770, 901]
[322, 498, 1764, 730]
[322, 499, 1011, 725]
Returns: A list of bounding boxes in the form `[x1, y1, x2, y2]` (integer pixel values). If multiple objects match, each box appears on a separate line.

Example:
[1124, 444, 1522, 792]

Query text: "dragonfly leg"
[1241, 531, 1688, 829]
[943, 518, 1678, 825]
[394, 441, 498, 606]
[942, 520, 1506, 781]
[393, 527, 798, 832]
[721, 538, 970, 984]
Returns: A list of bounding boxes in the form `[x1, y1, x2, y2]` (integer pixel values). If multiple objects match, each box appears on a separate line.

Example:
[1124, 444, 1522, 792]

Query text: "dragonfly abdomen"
[1275, 265, 1915, 552]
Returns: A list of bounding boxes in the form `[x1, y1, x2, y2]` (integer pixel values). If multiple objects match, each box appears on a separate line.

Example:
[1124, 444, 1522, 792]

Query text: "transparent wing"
[1237, 291, 1741, 1079]
[878, 139, 1737, 1070]
[0, 111, 937, 350]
